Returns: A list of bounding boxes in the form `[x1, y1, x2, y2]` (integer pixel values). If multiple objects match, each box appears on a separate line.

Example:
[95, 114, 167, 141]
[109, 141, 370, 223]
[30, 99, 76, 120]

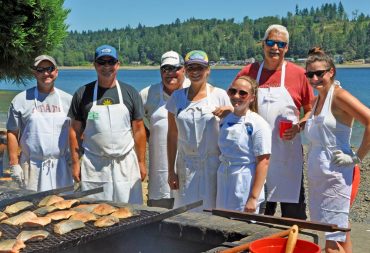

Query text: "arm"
[167, 112, 179, 189]
[333, 89, 370, 160]
[284, 100, 313, 141]
[69, 119, 83, 182]
[244, 154, 270, 213]
[7, 130, 19, 166]
[132, 119, 147, 181]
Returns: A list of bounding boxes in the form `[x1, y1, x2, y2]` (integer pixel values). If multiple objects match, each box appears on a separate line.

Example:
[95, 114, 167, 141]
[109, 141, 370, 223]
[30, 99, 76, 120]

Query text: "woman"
[217, 76, 271, 213]
[305, 47, 370, 253]
[166, 50, 232, 211]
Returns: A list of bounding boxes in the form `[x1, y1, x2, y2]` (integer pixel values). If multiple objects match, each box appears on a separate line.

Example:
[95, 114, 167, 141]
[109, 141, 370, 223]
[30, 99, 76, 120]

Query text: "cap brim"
[185, 60, 209, 67]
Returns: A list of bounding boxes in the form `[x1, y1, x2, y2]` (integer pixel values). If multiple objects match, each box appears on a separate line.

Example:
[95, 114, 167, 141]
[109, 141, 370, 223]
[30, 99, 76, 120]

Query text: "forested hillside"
[52, 2, 370, 66]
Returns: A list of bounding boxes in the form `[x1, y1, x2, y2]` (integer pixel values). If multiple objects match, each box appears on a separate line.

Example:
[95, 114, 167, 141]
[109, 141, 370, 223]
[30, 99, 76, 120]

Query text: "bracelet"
[352, 154, 362, 164]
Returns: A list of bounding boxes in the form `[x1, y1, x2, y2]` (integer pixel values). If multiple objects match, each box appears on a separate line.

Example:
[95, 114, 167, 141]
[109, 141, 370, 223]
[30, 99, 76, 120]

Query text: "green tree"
[0, 0, 70, 82]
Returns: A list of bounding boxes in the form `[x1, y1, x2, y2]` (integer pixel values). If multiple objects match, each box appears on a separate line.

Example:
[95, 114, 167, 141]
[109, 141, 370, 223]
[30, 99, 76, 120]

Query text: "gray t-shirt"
[6, 87, 72, 136]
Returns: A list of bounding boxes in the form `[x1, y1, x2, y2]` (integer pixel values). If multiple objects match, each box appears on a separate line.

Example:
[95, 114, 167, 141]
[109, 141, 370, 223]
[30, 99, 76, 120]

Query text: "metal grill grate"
[0, 209, 160, 253]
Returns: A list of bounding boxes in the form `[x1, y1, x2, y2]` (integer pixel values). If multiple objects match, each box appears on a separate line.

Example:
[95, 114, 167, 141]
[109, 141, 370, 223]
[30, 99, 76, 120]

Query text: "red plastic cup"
[279, 119, 293, 139]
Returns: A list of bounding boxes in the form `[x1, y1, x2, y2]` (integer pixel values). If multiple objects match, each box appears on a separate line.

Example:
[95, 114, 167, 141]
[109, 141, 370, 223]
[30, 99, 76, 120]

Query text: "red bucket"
[249, 238, 320, 253]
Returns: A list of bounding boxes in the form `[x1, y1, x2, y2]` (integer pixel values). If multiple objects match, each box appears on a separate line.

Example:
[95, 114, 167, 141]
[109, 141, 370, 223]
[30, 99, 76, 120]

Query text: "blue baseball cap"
[95, 45, 118, 60]
[184, 50, 209, 66]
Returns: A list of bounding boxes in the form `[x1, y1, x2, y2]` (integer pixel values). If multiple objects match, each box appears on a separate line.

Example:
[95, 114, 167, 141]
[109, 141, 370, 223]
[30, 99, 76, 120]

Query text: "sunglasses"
[305, 68, 331, 78]
[95, 59, 118, 66]
[227, 88, 249, 97]
[265, 39, 287, 49]
[33, 66, 56, 73]
[161, 65, 182, 73]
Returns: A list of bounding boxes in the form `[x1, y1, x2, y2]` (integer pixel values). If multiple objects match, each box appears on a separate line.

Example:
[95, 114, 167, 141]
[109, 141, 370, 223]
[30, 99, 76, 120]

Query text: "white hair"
[262, 24, 289, 43]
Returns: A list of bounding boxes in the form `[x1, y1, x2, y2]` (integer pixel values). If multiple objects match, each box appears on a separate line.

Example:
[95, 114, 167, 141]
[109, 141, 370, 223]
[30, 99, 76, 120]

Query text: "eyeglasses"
[95, 59, 118, 66]
[305, 68, 331, 78]
[33, 66, 56, 73]
[227, 88, 249, 97]
[265, 39, 288, 49]
[161, 65, 182, 73]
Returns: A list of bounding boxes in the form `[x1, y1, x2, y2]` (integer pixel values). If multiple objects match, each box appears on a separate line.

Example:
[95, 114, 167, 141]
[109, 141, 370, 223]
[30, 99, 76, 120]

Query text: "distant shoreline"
[58, 63, 370, 70]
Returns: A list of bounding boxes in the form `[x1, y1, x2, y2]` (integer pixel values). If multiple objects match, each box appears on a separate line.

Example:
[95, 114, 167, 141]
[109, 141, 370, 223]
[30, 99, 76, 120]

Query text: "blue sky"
[64, 0, 370, 32]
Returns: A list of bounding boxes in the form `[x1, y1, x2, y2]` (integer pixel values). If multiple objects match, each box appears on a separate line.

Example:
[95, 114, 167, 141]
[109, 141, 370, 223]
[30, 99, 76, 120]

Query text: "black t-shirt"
[68, 80, 144, 129]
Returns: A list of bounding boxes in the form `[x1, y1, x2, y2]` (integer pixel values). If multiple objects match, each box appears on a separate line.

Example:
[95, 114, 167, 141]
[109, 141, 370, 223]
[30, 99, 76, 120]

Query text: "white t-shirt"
[6, 87, 72, 135]
[219, 110, 272, 164]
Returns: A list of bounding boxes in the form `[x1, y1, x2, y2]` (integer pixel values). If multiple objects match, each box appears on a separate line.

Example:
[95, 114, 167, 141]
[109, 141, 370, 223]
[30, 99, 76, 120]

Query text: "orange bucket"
[249, 238, 320, 253]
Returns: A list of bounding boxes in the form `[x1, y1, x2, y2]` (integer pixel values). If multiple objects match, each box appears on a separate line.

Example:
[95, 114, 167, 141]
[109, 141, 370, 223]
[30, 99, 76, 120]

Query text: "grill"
[0, 209, 160, 253]
[0, 187, 202, 252]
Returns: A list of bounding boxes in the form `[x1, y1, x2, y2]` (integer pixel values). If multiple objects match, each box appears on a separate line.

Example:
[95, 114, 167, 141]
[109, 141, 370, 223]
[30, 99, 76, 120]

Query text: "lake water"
[1, 68, 369, 146]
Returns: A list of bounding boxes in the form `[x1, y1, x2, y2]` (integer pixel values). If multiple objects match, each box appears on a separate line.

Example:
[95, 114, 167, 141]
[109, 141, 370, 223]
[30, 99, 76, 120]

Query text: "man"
[140, 51, 190, 208]
[235, 24, 314, 219]
[7, 55, 73, 191]
[68, 45, 146, 203]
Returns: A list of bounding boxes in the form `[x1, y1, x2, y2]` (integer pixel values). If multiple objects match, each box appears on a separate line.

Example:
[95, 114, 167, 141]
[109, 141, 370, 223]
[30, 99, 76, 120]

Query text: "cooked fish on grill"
[94, 216, 119, 228]
[71, 204, 99, 213]
[52, 199, 80, 210]
[92, 203, 117, 216]
[21, 217, 52, 228]
[1, 211, 37, 226]
[46, 210, 77, 221]
[69, 212, 97, 223]
[38, 195, 64, 207]
[54, 220, 85, 235]
[16, 230, 49, 242]
[0, 239, 26, 253]
[33, 205, 58, 216]
[110, 207, 135, 219]
[3, 201, 33, 215]
[0, 212, 8, 222]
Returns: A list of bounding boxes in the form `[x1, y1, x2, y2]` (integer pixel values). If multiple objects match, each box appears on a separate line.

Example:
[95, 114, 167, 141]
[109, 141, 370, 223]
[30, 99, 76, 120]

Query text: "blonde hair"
[233, 75, 258, 112]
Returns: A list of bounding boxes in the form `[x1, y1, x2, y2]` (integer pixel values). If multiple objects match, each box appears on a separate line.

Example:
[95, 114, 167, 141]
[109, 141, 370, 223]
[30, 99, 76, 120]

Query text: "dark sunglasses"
[227, 88, 249, 97]
[305, 68, 331, 78]
[161, 65, 182, 73]
[95, 59, 118, 66]
[33, 66, 56, 73]
[265, 39, 287, 49]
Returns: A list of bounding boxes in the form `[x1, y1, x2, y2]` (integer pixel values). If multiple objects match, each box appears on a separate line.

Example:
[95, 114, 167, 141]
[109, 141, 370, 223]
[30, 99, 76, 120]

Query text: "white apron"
[174, 84, 220, 211]
[81, 81, 143, 204]
[305, 84, 353, 242]
[257, 62, 303, 203]
[148, 84, 172, 200]
[19, 88, 72, 191]
[216, 111, 264, 212]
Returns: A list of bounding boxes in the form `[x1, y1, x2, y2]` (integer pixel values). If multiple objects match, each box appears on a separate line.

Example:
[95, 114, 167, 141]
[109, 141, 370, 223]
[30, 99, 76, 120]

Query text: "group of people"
[3, 24, 370, 253]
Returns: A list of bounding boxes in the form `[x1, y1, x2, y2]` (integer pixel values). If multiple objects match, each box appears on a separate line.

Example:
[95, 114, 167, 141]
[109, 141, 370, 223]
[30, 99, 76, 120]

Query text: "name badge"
[88, 111, 99, 120]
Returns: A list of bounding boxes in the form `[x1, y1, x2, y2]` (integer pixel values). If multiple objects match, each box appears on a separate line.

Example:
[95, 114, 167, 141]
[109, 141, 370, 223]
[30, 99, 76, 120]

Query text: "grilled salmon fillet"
[71, 204, 99, 213]
[46, 210, 77, 221]
[0, 239, 26, 253]
[38, 195, 64, 207]
[110, 207, 135, 219]
[52, 199, 80, 210]
[34, 206, 58, 216]
[54, 220, 85, 235]
[16, 230, 49, 242]
[1, 211, 37, 226]
[69, 212, 97, 223]
[0, 212, 8, 222]
[94, 216, 119, 228]
[21, 217, 52, 228]
[4, 201, 33, 215]
[92, 203, 117, 216]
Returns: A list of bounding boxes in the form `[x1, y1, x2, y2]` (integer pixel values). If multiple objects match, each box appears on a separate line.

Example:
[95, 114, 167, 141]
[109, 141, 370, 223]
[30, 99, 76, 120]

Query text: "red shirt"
[236, 62, 314, 110]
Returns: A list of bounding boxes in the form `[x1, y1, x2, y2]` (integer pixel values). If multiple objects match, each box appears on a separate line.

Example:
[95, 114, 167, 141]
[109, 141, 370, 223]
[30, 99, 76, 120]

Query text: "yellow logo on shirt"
[102, 98, 113, 105]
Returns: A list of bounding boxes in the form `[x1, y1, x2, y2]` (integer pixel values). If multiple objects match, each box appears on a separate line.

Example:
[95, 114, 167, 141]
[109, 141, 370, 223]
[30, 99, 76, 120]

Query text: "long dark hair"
[306, 47, 336, 81]
[233, 75, 258, 112]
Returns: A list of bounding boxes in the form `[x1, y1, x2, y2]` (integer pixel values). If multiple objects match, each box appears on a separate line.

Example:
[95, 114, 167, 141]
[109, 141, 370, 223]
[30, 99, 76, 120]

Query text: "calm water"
[1, 68, 369, 146]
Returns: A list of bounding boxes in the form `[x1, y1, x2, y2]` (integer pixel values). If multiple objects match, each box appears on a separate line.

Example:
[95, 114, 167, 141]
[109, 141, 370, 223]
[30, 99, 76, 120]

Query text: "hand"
[213, 106, 233, 118]
[168, 172, 179, 190]
[282, 123, 300, 140]
[10, 164, 24, 186]
[72, 163, 81, 182]
[244, 197, 257, 213]
[138, 162, 147, 182]
[332, 150, 360, 166]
